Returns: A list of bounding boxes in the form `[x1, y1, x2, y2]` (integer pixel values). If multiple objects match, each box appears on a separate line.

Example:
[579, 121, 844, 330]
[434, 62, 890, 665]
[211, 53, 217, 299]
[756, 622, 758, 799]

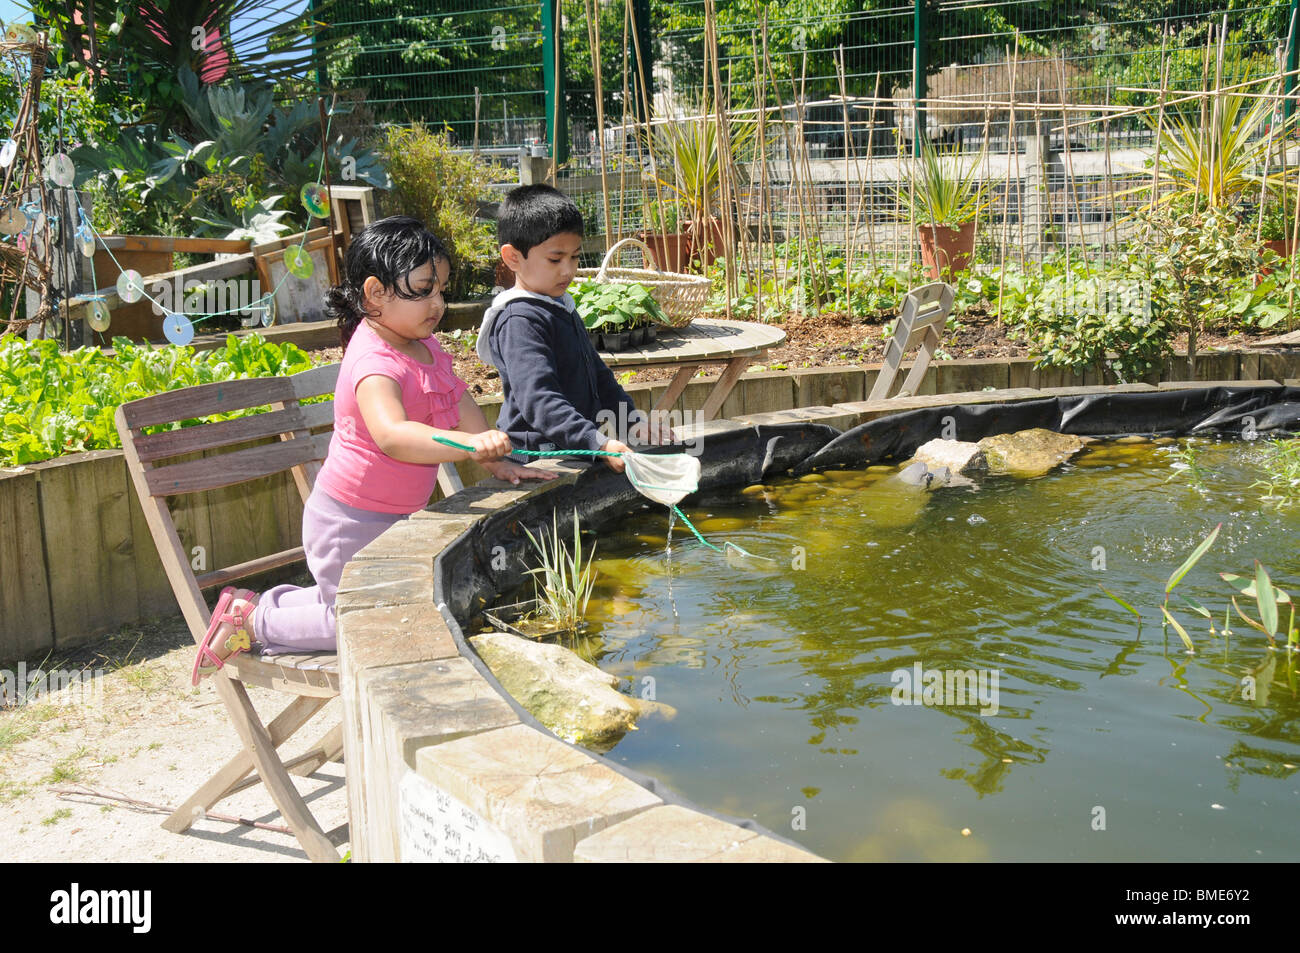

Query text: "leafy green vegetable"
[0, 333, 319, 465]
[570, 280, 670, 331]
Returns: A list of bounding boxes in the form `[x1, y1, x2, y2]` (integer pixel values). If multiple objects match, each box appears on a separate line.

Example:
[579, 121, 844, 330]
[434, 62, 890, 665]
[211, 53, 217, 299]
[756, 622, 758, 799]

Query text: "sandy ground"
[0, 574, 349, 863]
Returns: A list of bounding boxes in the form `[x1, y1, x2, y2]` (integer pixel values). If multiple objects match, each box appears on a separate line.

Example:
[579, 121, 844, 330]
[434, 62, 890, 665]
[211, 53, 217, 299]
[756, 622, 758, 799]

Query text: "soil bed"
[307, 309, 1283, 396]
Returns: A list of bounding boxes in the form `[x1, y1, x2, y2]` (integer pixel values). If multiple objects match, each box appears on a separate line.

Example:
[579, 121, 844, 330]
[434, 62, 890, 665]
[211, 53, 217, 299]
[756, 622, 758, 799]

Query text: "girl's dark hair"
[325, 215, 451, 348]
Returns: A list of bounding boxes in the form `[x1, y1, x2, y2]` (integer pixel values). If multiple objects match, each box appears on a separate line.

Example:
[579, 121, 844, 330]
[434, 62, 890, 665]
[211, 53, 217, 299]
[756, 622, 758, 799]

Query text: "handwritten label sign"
[398, 770, 517, 863]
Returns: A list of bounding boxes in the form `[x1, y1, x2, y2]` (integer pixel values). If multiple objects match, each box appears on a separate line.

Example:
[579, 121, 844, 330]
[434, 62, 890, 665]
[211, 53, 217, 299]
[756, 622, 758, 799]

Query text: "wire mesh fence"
[324, 0, 1297, 270]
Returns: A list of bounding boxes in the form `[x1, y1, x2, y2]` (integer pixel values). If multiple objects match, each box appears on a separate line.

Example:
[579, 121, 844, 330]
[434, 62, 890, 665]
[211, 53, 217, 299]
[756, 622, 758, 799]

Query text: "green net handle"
[431, 435, 766, 559]
[431, 435, 622, 458]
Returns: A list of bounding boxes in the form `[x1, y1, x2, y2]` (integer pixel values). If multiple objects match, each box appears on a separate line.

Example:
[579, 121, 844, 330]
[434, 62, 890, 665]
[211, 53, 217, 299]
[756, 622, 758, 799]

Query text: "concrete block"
[357, 658, 519, 861]
[573, 804, 826, 863]
[415, 723, 661, 862]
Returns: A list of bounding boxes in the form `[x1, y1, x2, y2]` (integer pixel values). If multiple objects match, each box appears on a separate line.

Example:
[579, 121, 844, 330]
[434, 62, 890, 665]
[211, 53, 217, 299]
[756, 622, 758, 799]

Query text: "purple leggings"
[252, 486, 409, 653]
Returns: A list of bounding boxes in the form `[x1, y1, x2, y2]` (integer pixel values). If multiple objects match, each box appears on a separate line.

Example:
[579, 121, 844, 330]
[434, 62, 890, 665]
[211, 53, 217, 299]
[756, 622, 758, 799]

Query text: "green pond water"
[544, 438, 1300, 861]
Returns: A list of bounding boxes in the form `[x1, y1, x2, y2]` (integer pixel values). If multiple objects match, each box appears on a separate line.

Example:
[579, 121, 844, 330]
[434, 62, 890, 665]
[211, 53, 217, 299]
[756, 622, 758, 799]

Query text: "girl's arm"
[453, 390, 557, 485]
[356, 374, 511, 464]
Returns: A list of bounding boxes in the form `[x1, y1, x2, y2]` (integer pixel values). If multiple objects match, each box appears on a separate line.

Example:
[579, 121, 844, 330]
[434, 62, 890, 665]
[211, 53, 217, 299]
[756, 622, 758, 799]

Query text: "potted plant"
[636, 199, 691, 272]
[649, 117, 755, 270]
[1258, 189, 1297, 261]
[571, 278, 669, 352]
[895, 136, 992, 280]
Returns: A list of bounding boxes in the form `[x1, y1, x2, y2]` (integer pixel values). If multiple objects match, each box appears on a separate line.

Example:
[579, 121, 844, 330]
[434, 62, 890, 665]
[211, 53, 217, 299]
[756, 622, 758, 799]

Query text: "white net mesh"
[623, 451, 701, 506]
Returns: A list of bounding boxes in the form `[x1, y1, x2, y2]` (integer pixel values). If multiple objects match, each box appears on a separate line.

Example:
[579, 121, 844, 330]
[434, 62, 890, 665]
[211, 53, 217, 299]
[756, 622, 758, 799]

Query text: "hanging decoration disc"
[0, 139, 16, 168]
[44, 153, 75, 188]
[116, 269, 145, 303]
[78, 230, 95, 258]
[5, 23, 36, 44]
[284, 246, 314, 279]
[259, 293, 277, 327]
[301, 183, 330, 219]
[0, 204, 26, 236]
[87, 300, 112, 332]
[162, 312, 194, 346]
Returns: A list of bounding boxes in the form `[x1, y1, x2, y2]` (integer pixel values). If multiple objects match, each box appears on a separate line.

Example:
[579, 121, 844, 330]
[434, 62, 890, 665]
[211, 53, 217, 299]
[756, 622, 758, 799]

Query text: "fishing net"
[623, 451, 700, 506]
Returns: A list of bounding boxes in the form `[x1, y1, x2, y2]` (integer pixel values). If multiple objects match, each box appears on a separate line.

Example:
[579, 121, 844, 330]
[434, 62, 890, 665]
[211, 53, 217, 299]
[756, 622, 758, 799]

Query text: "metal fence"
[323, 0, 1297, 266]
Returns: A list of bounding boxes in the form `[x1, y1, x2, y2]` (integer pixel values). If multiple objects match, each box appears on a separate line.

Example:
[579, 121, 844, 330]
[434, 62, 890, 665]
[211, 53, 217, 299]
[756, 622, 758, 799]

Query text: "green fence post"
[913, 0, 930, 156]
[632, 0, 655, 123]
[542, 0, 569, 164]
[1287, 0, 1299, 126]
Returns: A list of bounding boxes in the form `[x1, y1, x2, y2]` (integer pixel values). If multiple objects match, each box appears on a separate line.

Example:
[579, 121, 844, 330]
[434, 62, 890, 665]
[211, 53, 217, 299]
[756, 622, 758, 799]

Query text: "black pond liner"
[431, 385, 1300, 854]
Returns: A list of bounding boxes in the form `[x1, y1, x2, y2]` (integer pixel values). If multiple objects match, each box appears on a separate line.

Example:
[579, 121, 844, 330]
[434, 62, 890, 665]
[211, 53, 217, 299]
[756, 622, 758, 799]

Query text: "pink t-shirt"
[316, 320, 469, 513]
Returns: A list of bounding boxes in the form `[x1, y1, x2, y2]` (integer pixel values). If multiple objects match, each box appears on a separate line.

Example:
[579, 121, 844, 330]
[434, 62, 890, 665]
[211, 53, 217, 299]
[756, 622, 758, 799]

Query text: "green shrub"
[0, 334, 318, 465]
[1008, 258, 1172, 382]
[381, 125, 505, 300]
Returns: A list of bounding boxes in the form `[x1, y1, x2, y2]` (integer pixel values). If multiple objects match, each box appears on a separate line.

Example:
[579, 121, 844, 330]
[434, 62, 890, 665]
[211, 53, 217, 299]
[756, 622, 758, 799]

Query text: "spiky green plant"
[894, 135, 992, 227]
[522, 510, 597, 635]
[1136, 72, 1298, 212]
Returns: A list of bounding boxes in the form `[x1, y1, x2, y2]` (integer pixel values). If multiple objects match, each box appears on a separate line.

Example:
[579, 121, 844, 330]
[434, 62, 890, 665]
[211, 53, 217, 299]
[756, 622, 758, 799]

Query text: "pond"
[547, 438, 1300, 861]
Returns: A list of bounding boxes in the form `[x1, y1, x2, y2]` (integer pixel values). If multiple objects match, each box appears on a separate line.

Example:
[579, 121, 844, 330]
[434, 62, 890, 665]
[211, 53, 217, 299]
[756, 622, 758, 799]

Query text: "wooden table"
[596, 318, 787, 421]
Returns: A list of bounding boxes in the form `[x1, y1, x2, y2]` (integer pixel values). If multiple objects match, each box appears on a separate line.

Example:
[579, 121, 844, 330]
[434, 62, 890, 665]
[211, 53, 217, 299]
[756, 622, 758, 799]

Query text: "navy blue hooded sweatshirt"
[478, 288, 643, 452]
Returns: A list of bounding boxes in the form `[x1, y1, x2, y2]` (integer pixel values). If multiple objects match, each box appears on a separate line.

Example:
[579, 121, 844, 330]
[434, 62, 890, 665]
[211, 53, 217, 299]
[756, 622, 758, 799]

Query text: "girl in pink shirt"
[192, 216, 553, 682]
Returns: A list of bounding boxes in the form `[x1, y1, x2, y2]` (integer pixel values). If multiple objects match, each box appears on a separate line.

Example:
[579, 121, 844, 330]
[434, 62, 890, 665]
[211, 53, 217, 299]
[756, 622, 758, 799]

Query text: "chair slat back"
[114, 363, 342, 634]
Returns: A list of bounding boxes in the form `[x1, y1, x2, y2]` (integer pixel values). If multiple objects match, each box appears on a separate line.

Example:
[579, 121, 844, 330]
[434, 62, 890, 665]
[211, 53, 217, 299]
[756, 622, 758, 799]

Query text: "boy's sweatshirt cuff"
[584, 429, 610, 452]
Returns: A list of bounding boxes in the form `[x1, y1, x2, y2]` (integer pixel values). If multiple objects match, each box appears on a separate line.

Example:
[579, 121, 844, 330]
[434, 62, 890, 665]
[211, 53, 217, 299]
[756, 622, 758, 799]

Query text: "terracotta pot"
[1259, 237, 1294, 279]
[634, 230, 692, 272]
[685, 218, 732, 269]
[917, 221, 977, 280]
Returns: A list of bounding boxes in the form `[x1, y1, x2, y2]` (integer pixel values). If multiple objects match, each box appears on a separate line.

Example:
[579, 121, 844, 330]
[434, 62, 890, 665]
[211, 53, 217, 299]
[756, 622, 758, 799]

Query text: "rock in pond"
[976, 428, 1085, 477]
[470, 632, 672, 752]
[913, 438, 987, 475]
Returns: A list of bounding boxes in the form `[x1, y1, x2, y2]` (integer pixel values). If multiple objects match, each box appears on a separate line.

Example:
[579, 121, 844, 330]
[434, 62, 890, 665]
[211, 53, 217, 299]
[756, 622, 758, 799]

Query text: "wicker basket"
[574, 236, 709, 330]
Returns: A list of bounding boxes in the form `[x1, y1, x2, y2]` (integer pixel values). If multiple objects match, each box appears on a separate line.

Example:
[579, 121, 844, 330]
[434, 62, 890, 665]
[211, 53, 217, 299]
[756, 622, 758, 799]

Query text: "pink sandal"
[192, 586, 258, 686]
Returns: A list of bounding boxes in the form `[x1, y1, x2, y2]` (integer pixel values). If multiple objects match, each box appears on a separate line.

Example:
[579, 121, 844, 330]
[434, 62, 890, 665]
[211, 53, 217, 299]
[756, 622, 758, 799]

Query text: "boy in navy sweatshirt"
[477, 184, 672, 473]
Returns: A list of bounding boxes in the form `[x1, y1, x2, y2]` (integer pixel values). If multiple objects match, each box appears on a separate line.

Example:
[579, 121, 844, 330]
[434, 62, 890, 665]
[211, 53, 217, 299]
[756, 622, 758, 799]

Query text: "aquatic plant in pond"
[522, 511, 598, 637]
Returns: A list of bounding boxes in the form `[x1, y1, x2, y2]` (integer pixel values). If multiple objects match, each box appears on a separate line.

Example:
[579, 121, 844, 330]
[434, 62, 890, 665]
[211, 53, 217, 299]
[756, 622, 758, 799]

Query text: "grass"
[45, 746, 90, 785]
[41, 808, 72, 826]
[1250, 438, 1300, 508]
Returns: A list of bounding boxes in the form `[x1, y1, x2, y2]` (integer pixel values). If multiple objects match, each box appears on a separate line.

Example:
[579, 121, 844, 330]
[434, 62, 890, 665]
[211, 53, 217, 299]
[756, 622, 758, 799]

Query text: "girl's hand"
[483, 459, 558, 486]
[464, 429, 514, 462]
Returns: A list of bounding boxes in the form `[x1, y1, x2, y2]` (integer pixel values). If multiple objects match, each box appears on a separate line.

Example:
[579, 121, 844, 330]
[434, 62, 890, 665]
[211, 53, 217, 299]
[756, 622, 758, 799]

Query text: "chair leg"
[287, 723, 344, 778]
[163, 693, 330, 833]
[176, 677, 339, 862]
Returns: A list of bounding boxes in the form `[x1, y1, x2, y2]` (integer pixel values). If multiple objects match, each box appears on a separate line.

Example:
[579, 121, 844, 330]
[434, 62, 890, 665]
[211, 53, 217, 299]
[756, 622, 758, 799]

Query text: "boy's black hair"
[325, 215, 450, 347]
[497, 184, 584, 257]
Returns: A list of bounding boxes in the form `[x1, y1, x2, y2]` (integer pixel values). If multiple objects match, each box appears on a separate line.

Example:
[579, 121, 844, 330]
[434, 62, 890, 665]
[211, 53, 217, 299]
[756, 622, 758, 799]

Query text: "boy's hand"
[647, 416, 678, 446]
[629, 413, 677, 446]
[483, 459, 557, 486]
[464, 429, 514, 462]
[602, 439, 630, 473]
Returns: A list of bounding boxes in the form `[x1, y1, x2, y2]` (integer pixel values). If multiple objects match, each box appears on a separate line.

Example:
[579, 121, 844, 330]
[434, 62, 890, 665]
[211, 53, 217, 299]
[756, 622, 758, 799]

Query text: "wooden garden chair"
[868, 281, 955, 401]
[115, 362, 466, 861]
